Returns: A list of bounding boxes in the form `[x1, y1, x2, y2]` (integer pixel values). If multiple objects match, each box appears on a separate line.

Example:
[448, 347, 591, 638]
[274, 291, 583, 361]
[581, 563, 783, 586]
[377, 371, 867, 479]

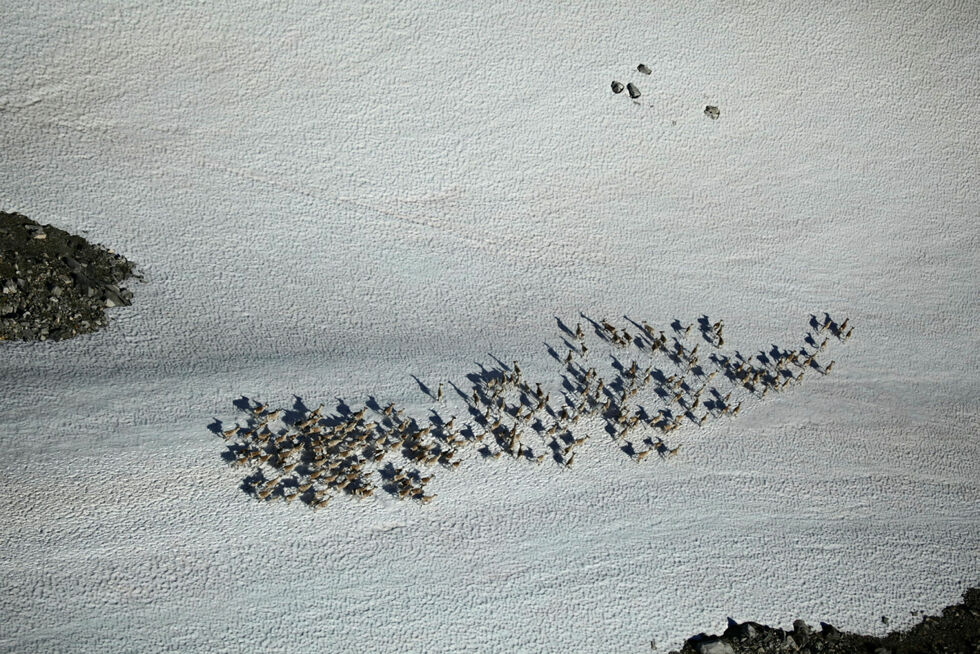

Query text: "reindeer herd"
[216, 312, 852, 510]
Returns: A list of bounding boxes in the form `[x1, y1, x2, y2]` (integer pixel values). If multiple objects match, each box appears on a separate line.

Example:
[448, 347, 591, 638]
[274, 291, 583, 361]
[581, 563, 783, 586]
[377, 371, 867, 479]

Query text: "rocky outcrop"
[0, 212, 139, 341]
[670, 588, 980, 654]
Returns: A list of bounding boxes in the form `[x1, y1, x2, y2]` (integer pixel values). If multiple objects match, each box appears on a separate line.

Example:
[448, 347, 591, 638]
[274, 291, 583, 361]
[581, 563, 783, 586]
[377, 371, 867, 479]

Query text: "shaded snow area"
[1, 2, 979, 652]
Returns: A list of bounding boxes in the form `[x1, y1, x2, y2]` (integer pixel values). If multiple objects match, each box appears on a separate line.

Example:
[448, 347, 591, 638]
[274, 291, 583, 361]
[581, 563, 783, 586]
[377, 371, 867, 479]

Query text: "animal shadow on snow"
[214, 311, 850, 508]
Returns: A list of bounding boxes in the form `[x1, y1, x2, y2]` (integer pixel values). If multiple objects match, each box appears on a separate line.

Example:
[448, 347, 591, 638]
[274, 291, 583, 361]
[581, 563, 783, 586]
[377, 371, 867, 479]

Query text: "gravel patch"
[669, 587, 980, 654]
[0, 211, 140, 341]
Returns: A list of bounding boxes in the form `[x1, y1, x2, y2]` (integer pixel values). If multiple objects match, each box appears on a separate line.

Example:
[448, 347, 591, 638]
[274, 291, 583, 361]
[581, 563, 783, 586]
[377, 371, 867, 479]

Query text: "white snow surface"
[2, 2, 979, 652]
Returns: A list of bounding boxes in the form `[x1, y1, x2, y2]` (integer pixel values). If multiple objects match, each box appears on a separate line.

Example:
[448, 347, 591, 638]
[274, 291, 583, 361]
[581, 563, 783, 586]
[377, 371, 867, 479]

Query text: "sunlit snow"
[1, 2, 978, 652]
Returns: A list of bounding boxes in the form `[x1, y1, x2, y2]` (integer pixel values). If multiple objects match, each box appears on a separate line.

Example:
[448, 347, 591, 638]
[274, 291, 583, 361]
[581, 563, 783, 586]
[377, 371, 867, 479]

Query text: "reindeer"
[231, 452, 255, 468]
[257, 476, 280, 496]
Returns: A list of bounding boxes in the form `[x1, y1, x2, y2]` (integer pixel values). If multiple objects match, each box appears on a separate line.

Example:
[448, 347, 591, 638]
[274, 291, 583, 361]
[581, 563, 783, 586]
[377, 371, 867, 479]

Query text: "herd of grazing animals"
[217, 312, 852, 511]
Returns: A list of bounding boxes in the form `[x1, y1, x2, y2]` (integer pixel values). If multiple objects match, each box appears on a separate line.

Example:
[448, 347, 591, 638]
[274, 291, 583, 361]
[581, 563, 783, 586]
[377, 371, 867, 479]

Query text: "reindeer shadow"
[622, 314, 646, 334]
[447, 380, 470, 401]
[578, 312, 608, 341]
[282, 395, 315, 425]
[554, 316, 576, 339]
[486, 353, 512, 372]
[410, 375, 434, 399]
[216, 311, 849, 509]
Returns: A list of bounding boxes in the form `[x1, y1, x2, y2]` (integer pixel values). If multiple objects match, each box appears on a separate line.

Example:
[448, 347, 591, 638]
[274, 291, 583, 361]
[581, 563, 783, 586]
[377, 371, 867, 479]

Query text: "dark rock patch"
[0, 211, 141, 342]
[668, 587, 980, 654]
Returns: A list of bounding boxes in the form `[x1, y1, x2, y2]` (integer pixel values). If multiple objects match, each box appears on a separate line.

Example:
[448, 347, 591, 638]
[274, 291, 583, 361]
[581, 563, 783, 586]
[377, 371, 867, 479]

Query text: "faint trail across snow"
[191, 154, 574, 265]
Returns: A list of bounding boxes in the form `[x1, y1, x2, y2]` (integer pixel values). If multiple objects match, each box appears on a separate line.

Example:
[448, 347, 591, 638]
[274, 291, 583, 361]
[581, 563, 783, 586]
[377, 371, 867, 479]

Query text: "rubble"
[0, 212, 140, 341]
[668, 588, 980, 654]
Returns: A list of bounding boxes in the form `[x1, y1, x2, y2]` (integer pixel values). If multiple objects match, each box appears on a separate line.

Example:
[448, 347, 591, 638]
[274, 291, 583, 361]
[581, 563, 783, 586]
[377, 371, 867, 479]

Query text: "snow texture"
[1, 1, 979, 652]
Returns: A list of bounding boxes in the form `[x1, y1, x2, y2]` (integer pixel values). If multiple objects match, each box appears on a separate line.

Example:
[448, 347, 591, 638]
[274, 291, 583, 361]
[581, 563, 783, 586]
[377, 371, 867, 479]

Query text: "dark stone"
[705, 105, 721, 120]
[724, 619, 761, 641]
[611, 80, 624, 94]
[627, 82, 641, 99]
[819, 622, 840, 641]
[638, 63, 652, 74]
[792, 619, 813, 641]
